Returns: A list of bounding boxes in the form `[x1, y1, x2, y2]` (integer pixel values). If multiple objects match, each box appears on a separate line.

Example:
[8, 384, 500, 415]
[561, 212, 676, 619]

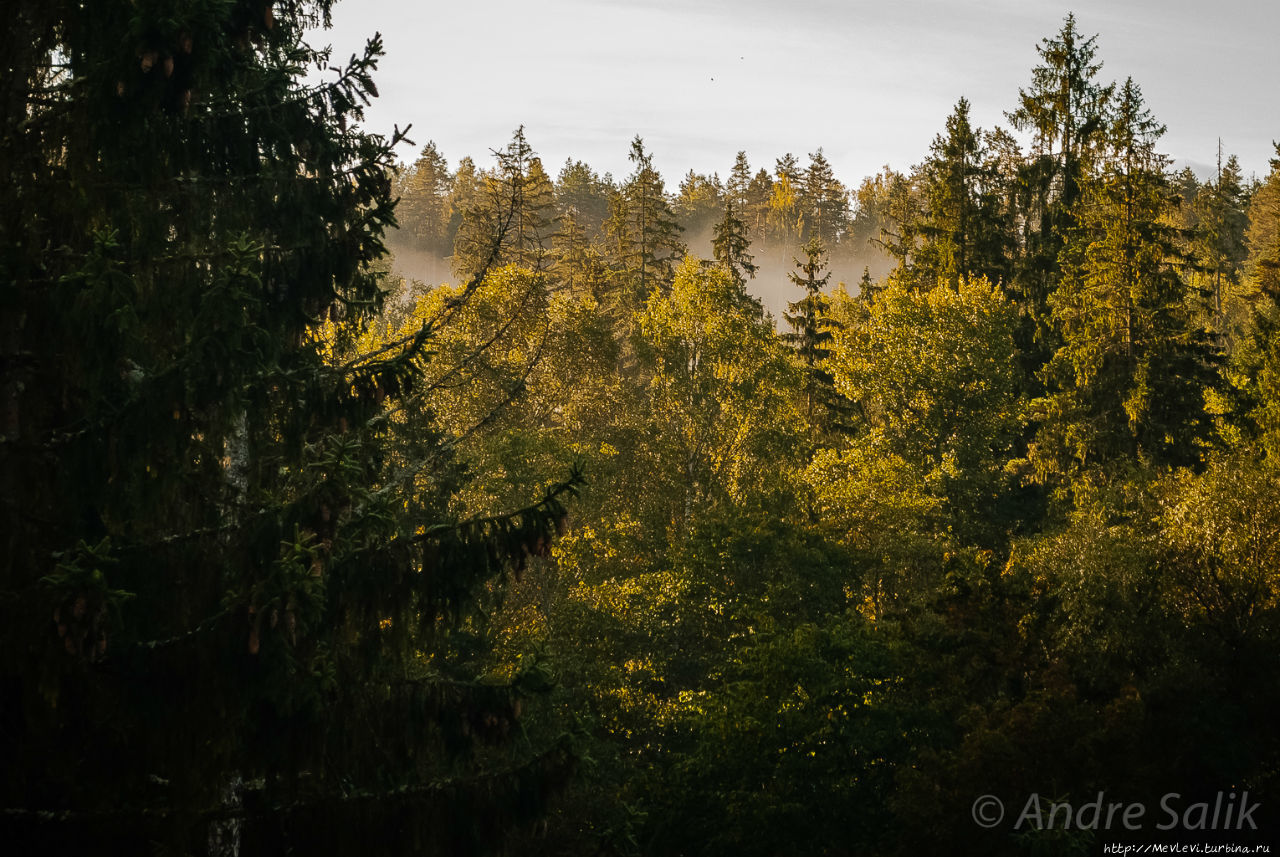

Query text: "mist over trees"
[3, 5, 1279, 857]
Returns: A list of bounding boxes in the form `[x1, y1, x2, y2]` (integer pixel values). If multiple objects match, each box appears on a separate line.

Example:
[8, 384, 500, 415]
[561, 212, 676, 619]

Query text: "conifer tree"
[875, 171, 927, 283]
[395, 141, 455, 258]
[675, 170, 725, 238]
[775, 153, 803, 187]
[727, 151, 753, 210]
[453, 127, 557, 278]
[522, 155, 559, 268]
[914, 98, 1012, 289]
[555, 159, 613, 240]
[553, 207, 611, 298]
[851, 168, 916, 270]
[769, 154, 804, 243]
[712, 200, 759, 288]
[856, 267, 882, 304]
[745, 168, 776, 238]
[1007, 13, 1115, 320]
[449, 155, 482, 252]
[607, 136, 686, 298]
[1243, 144, 1280, 453]
[1192, 150, 1250, 323]
[0, 3, 576, 854]
[800, 149, 850, 247]
[1039, 78, 1218, 472]
[783, 237, 842, 424]
[1248, 144, 1280, 306]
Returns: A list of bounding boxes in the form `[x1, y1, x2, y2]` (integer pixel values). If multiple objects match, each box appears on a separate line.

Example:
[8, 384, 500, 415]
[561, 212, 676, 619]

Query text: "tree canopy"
[4, 9, 1279, 857]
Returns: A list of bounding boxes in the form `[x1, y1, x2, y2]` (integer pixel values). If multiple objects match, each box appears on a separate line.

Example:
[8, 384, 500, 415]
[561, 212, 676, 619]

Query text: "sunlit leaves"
[827, 276, 1025, 540]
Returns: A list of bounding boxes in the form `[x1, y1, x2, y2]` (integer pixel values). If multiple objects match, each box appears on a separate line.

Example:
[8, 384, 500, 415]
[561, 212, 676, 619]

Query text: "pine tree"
[775, 153, 803, 187]
[0, 3, 576, 853]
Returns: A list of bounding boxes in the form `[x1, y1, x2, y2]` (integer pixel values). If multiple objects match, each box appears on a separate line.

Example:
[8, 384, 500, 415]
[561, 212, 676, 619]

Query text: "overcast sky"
[315, 0, 1278, 188]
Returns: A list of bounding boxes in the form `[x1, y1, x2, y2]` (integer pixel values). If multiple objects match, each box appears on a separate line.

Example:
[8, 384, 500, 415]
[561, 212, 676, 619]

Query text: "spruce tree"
[914, 98, 1012, 290]
[522, 155, 559, 269]
[674, 170, 725, 239]
[555, 159, 613, 241]
[1248, 144, 1280, 306]
[395, 141, 455, 259]
[712, 200, 759, 289]
[1192, 150, 1250, 323]
[453, 127, 557, 278]
[1243, 144, 1280, 453]
[875, 171, 926, 284]
[745, 167, 776, 238]
[607, 136, 686, 299]
[0, 3, 576, 854]
[782, 237, 842, 424]
[1040, 78, 1218, 472]
[553, 207, 611, 298]
[448, 155, 482, 255]
[856, 267, 882, 304]
[1007, 13, 1115, 321]
[799, 149, 850, 247]
[727, 150, 753, 210]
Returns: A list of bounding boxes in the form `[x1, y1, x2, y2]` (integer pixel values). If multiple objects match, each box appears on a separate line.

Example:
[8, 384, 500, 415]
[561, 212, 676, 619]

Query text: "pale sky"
[315, 0, 1278, 188]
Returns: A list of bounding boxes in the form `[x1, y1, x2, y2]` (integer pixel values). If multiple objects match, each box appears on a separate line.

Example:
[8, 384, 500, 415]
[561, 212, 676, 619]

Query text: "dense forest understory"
[2, 3, 1278, 856]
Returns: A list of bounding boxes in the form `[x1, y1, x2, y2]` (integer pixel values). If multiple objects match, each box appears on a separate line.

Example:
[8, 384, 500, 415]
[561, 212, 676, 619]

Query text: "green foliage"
[453, 127, 557, 279]
[798, 149, 850, 246]
[0, 4, 577, 854]
[1247, 145, 1280, 304]
[828, 276, 1027, 541]
[607, 137, 686, 300]
[711, 199, 759, 288]
[912, 98, 1014, 289]
[395, 141, 455, 258]
[675, 170, 725, 239]
[781, 236, 846, 431]
[1036, 79, 1219, 475]
[1189, 153, 1251, 326]
[7, 9, 1280, 856]
[635, 259, 802, 517]
[1006, 12, 1115, 319]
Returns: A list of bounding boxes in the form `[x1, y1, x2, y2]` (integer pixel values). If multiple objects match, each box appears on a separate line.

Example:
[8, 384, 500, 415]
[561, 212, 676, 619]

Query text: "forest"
[1, 2, 1278, 856]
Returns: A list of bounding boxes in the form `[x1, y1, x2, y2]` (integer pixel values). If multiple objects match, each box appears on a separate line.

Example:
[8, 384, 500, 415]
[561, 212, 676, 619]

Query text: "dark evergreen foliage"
[711, 200, 758, 288]
[0, 3, 578, 854]
[607, 136, 686, 299]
